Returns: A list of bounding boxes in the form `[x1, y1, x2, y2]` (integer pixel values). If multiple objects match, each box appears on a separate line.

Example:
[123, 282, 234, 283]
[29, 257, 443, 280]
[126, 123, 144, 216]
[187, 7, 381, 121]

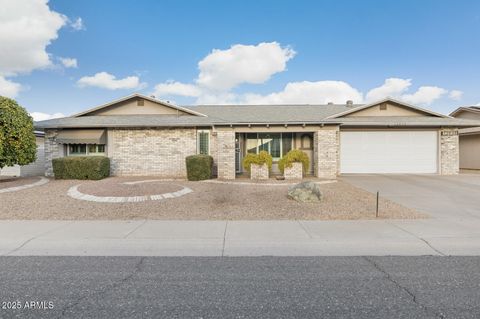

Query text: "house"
[0, 131, 46, 177]
[34, 94, 480, 179]
[450, 106, 480, 170]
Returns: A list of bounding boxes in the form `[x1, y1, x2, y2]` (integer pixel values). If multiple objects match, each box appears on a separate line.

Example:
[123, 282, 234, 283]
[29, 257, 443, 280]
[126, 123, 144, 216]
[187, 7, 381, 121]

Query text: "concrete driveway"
[341, 174, 480, 219]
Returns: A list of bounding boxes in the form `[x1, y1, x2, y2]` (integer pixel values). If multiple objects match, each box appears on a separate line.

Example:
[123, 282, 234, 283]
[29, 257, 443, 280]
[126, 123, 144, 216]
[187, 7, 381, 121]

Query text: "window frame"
[197, 130, 210, 155]
[67, 144, 106, 156]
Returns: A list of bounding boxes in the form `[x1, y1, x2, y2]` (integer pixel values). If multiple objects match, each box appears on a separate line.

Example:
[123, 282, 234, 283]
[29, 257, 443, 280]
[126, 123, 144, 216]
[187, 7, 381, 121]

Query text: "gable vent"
[137, 99, 144, 106]
[380, 103, 387, 110]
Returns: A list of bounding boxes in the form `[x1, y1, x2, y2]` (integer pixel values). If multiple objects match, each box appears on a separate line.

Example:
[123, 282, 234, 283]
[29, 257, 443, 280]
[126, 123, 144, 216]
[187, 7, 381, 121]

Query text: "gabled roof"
[450, 106, 480, 117]
[326, 97, 451, 119]
[72, 93, 207, 117]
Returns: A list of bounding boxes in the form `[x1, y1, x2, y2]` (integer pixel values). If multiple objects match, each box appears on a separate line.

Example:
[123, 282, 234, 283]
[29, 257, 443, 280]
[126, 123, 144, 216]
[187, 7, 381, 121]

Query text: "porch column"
[216, 130, 236, 180]
[314, 126, 339, 179]
[44, 129, 63, 177]
[440, 128, 459, 175]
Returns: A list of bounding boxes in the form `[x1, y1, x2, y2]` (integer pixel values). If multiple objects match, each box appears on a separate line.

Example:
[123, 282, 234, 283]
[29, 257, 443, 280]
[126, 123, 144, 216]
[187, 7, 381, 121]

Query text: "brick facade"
[216, 130, 236, 180]
[109, 128, 196, 177]
[44, 129, 62, 177]
[250, 163, 269, 180]
[440, 128, 459, 175]
[314, 127, 339, 179]
[284, 162, 303, 180]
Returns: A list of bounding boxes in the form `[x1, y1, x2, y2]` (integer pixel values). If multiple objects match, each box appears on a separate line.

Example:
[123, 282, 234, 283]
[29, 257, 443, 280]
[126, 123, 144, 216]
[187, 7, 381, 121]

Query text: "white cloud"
[242, 81, 363, 104]
[69, 17, 84, 31]
[449, 90, 463, 100]
[196, 42, 295, 91]
[30, 111, 64, 121]
[0, 0, 67, 76]
[0, 76, 22, 98]
[366, 78, 412, 102]
[401, 86, 447, 105]
[153, 81, 201, 97]
[59, 57, 77, 68]
[77, 72, 146, 90]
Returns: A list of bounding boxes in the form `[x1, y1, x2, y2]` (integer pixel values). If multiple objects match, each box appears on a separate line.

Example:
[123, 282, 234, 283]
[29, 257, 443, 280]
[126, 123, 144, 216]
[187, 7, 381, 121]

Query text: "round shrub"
[278, 149, 309, 174]
[242, 150, 273, 172]
[186, 154, 213, 181]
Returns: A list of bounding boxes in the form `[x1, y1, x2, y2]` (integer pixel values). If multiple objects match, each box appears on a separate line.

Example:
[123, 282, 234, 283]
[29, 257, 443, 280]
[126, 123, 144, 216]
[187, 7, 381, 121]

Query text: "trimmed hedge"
[278, 149, 309, 174]
[186, 154, 213, 181]
[242, 150, 273, 172]
[52, 156, 110, 180]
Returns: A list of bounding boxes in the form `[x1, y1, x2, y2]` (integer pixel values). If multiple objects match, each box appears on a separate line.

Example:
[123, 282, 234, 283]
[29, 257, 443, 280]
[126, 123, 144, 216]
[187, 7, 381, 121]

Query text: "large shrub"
[242, 151, 273, 172]
[52, 156, 110, 180]
[186, 154, 213, 181]
[0, 96, 37, 169]
[278, 149, 310, 174]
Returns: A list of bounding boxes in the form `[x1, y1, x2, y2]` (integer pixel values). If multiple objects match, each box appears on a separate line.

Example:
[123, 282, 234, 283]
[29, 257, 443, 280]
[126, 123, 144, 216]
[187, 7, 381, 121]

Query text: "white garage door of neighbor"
[340, 131, 438, 174]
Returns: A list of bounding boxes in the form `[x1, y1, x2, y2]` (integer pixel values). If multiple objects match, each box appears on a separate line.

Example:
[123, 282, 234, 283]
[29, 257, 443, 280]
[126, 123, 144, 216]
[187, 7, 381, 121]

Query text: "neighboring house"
[0, 131, 45, 177]
[34, 94, 480, 179]
[450, 106, 480, 170]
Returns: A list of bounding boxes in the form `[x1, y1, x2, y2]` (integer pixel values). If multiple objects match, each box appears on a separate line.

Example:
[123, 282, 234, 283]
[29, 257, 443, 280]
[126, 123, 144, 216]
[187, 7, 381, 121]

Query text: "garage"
[340, 131, 438, 174]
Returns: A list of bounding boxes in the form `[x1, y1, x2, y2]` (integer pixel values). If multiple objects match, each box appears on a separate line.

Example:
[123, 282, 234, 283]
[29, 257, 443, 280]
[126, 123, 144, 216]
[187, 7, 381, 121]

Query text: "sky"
[1, 0, 480, 121]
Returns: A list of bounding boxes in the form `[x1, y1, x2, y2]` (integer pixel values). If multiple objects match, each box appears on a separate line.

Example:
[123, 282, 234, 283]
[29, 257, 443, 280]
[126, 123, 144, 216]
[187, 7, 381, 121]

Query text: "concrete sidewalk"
[1, 218, 480, 256]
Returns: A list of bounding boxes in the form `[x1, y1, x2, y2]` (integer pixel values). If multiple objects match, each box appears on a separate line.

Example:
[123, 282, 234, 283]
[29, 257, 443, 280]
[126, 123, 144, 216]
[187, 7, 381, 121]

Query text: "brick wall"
[314, 127, 339, 179]
[110, 128, 196, 177]
[44, 129, 62, 177]
[250, 163, 269, 180]
[284, 162, 303, 180]
[440, 128, 459, 175]
[216, 130, 236, 180]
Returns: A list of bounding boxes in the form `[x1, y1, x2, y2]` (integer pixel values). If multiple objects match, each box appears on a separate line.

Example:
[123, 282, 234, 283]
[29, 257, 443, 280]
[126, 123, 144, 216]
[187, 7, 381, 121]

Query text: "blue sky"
[1, 0, 480, 120]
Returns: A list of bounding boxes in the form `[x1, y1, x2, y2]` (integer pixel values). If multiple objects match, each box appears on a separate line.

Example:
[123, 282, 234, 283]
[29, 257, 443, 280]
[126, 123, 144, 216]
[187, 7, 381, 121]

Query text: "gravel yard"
[0, 177, 426, 220]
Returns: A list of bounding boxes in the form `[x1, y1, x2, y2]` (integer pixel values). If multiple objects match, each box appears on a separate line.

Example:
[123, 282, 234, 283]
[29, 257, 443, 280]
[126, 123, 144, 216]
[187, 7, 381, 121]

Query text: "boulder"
[287, 181, 322, 202]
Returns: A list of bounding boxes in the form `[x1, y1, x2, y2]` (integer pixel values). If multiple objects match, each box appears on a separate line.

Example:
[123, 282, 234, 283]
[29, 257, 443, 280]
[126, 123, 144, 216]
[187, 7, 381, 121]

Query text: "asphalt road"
[1, 256, 479, 318]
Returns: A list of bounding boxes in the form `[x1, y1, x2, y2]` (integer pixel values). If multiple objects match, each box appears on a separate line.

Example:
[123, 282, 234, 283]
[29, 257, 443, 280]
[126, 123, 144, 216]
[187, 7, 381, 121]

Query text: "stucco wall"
[109, 128, 196, 177]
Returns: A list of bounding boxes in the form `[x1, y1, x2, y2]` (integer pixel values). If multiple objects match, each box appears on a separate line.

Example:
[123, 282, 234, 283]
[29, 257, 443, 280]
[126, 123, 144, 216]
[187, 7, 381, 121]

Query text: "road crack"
[363, 256, 445, 319]
[57, 256, 146, 318]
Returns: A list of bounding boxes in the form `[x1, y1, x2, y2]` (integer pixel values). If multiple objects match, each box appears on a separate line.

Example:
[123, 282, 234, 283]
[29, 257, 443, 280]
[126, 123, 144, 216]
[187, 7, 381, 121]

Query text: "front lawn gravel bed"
[0, 177, 426, 220]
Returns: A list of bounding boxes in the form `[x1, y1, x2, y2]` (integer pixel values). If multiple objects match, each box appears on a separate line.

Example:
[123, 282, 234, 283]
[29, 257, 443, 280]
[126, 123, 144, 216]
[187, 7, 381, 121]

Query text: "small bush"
[278, 149, 309, 174]
[242, 151, 273, 172]
[186, 154, 213, 181]
[52, 156, 110, 180]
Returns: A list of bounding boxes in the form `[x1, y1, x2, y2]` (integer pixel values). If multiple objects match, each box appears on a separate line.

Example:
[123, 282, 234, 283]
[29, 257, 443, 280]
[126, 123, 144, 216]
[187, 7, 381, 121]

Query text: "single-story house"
[0, 131, 45, 177]
[34, 94, 480, 179]
[450, 106, 480, 170]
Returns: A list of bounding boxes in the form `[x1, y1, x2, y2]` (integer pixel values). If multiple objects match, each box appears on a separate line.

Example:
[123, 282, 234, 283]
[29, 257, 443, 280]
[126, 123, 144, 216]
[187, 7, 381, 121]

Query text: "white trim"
[72, 93, 207, 117]
[326, 97, 450, 119]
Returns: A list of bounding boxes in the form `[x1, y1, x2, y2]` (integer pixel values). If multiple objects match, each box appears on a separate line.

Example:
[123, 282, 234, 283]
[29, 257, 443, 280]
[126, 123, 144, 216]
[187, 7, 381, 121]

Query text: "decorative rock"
[287, 181, 322, 202]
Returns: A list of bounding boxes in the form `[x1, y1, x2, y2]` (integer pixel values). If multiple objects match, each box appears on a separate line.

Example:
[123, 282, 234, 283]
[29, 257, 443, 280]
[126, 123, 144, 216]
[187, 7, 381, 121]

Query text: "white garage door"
[340, 131, 438, 173]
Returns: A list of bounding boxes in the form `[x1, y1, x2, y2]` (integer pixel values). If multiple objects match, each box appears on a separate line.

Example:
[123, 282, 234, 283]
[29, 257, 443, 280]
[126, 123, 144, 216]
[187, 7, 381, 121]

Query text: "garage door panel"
[340, 131, 438, 174]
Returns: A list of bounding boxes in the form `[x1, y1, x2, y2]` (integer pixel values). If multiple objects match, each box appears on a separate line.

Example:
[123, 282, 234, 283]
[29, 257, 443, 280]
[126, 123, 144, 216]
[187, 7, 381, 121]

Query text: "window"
[245, 133, 293, 160]
[69, 144, 86, 155]
[197, 131, 210, 155]
[68, 144, 105, 156]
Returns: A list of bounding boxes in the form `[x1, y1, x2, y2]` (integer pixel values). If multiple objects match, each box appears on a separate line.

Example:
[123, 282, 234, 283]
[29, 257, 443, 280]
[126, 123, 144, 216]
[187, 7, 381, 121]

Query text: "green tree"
[0, 96, 37, 169]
